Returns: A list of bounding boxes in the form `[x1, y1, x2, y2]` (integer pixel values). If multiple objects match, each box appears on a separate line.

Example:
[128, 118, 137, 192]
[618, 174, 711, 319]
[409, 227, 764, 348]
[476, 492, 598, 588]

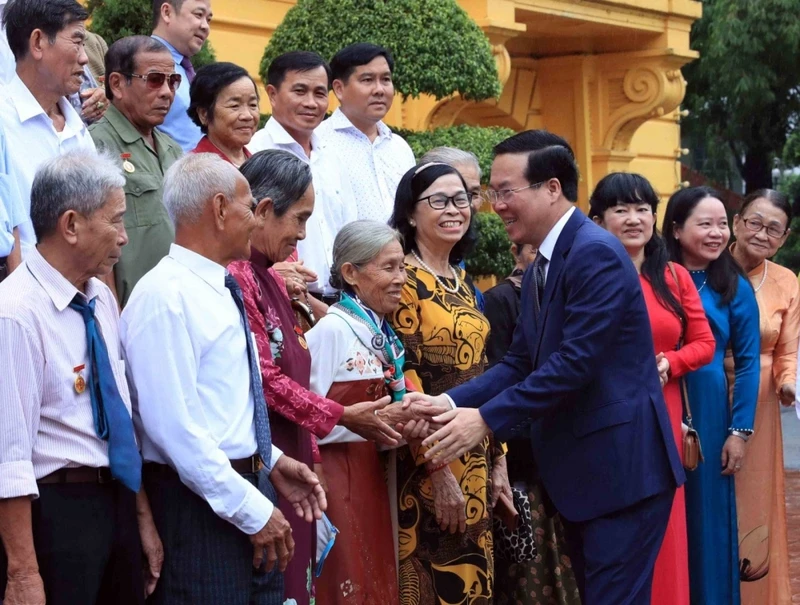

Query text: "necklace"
[690, 270, 708, 292]
[411, 249, 461, 294]
[752, 262, 768, 293]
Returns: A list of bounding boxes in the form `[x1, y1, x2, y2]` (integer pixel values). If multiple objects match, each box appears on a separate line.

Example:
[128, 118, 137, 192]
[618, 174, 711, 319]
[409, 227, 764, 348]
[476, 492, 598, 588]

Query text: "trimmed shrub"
[465, 212, 514, 279]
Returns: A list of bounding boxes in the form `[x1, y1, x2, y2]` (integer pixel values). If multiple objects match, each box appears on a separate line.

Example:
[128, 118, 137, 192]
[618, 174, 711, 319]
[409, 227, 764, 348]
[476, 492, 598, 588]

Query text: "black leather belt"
[38, 466, 114, 485]
[144, 455, 263, 477]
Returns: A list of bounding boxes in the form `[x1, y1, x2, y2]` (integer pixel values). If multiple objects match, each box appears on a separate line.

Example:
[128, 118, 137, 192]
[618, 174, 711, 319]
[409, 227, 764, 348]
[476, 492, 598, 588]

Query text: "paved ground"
[780, 406, 800, 602]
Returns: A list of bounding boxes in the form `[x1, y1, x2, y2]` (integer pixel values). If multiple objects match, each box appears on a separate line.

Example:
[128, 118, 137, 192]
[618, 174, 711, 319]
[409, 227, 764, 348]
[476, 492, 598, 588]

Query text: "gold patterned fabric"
[390, 264, 495, 605]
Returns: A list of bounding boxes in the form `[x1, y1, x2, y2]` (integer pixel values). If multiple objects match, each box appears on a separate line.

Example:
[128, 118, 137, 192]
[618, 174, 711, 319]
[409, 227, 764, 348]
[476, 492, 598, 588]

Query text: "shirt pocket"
[124, 172, 169, 228]
[571, 399, 635, 438]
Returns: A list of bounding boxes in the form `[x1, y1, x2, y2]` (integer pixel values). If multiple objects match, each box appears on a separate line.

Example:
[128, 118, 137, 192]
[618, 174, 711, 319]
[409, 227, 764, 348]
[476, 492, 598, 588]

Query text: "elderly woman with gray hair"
[228, 152, 423, 605]
[306, 220, 439, 605]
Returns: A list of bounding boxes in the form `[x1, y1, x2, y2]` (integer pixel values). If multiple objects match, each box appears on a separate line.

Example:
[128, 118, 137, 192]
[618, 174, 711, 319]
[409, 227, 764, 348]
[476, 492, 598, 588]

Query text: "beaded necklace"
[411, 249, 461, 294]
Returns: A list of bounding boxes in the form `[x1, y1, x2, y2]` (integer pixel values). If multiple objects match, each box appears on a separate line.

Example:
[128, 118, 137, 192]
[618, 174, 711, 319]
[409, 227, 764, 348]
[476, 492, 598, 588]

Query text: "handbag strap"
[666, 262, 695, 424]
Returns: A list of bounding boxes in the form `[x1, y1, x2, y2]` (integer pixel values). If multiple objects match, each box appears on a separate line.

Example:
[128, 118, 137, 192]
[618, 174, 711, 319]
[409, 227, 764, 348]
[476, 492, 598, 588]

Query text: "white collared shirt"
[0, 0, 13, 90]
[315, 108, 416, 223]
[0, 248, 131, 499]
[121, 244, 282, 535]
[0, 76, 96, 255]
[536, 206, 576, 281]
[248, 118, 357, 295]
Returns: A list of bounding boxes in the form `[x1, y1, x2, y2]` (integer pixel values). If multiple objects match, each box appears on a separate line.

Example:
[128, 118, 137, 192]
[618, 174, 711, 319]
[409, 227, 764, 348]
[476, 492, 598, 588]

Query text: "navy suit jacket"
[449, 209, 685, 522]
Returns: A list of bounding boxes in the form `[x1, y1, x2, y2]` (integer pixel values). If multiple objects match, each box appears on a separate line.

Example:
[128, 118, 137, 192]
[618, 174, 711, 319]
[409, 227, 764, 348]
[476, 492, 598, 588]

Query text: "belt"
[144, 455, 263, 477]
[38, 466, 114, 485]
[310, 291, 339, 306]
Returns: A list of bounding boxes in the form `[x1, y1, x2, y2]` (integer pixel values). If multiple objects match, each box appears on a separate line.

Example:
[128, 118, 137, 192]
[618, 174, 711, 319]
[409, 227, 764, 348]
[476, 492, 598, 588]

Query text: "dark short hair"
[389, 163, 476, 264]
[493, 130, 580, 202]
[3, 0, 88, 61]
[739, 188, 793, 225]
[663, 186, 746, 304]
[240, 149, 312, 218]
[266, 51, 331, 89]
[152, 0, 183, 29]
[330, 43, 394, 83]
[188, 62, 258, 134]
[104, 36, 170, 99]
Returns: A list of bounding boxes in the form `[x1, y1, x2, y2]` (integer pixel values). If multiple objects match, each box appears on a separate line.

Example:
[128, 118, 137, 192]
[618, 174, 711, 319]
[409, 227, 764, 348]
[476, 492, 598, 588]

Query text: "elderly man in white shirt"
[121, 152, 326, 605]
[249, 51, 357, 311]
[316, 43, 416, 223]
[0, 150, 162, 605]
[0, 0, 97, 258]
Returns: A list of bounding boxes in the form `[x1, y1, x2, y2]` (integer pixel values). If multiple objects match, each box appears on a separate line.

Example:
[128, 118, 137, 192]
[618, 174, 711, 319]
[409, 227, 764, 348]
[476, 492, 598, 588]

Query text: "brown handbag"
[667, 262, 704, 471]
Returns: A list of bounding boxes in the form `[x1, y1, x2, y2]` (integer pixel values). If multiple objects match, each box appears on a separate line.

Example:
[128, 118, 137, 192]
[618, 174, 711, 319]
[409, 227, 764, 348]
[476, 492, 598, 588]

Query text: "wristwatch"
[730, 429, 752, 442]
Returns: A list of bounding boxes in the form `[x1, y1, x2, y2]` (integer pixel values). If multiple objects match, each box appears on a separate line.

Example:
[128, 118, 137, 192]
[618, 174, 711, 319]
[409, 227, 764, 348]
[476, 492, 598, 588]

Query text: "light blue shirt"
[151, 35, 202, 153]
[0, 120, 32, 257]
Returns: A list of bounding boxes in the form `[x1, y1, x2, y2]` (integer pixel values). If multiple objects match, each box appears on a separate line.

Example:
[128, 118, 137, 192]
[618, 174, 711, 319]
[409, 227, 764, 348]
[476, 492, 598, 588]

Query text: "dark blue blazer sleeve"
[459, 240, 639, 440]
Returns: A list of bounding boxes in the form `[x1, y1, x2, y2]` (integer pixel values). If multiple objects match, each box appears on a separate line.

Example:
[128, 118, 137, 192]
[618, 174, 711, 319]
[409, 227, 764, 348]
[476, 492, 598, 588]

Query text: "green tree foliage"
[261, 0, 501, 101]
[87, 0, 216, 68]
[682, 0, 800, 193]
[464, 212, 514, 278]
[396, 124, 516, 185]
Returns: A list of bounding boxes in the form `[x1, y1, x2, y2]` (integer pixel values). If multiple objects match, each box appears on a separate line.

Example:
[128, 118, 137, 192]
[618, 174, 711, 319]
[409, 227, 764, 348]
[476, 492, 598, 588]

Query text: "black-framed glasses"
[484, 180, 545, 206]
[125, 72, 182, 91]
[741, 216, 788, 239]
[417, 193, 471, 210]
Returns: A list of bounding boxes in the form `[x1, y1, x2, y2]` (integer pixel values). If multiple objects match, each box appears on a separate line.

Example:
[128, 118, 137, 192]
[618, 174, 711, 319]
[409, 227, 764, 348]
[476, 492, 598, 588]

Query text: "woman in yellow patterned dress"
[389, 162, 510, 604]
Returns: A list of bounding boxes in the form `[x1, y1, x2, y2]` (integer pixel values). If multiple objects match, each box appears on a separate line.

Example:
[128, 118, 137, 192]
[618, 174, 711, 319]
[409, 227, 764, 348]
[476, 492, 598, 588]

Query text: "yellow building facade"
[208, 0, 701, 210]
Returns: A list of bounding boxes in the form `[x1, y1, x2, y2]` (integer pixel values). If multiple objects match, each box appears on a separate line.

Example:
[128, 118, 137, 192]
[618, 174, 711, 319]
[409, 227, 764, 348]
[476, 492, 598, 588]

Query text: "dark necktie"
[69, 295, 141, 492]
[532, 252, 547, 315]
[224, 274, 273, 468]
[180, 56, 196, 84]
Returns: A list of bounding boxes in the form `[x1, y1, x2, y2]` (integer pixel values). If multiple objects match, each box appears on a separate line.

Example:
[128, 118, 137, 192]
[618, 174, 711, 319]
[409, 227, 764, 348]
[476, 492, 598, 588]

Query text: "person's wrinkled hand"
[377, 402, 449, 429]
[401, 391, 450, 410]
[340, 396, 402, 446]
[80, 87, 108, 122]
[779, 383, 795, 407]
[490, 455, 512, 507]
[274, 261, 317, 297]
[249, 508, 295, 572]
[313, 462, 329, 494]
[721, 434, 747, 476]
[4, 570, 45, 605]
[656, 353, 670, 388]
[269, 455, 327, 522]
[430, 466, 467, 534]
[396, 418, 432, 442]
[421, 408, 491, 466]
[138, 511, 163, 597]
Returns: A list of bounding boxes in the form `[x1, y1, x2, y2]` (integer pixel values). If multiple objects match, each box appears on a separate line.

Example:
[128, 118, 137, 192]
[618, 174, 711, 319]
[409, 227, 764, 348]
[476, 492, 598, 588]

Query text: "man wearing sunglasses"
[89, 36, 183, 307]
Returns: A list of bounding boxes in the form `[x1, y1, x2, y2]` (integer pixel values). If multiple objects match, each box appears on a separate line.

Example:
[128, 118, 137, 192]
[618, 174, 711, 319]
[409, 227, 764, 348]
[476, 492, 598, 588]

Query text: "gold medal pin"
[120, 152, 135, 174]
[73, 364, 86, 394]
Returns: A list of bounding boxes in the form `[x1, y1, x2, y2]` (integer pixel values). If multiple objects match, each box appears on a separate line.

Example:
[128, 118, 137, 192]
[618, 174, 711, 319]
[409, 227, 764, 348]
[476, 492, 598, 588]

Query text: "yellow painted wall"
[206, 0, 700, 208]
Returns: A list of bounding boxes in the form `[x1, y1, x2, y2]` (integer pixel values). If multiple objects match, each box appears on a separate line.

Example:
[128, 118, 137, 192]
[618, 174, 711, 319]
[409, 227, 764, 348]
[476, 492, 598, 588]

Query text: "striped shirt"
[0, 248, 131, 499]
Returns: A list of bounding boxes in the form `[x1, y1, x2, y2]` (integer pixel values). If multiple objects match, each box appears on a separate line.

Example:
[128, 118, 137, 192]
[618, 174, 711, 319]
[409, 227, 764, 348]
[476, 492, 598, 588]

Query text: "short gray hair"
[419, 146, 481, 180]
[31, 149, 125, 241]
[163, 153, 240, 226]
[330, 220, 402, 290]
[240, 150, 312, 217]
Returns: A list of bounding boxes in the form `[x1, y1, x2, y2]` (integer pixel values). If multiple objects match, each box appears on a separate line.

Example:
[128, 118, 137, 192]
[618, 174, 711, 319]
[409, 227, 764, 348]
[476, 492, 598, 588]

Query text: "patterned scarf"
[334, 292, 407, 402]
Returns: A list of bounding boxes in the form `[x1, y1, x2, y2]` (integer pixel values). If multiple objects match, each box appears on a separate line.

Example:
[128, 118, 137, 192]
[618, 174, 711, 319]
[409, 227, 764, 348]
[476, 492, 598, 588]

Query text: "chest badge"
[73, 364, 86, 394]
[120, 152, 135, 174]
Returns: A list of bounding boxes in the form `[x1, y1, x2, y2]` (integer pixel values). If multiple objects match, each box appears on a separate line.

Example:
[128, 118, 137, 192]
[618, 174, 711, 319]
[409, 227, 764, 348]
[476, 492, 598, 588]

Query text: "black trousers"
[560, 489, 674, 605]
[0, 481, 144, 605]
[143, 465, 284, 605]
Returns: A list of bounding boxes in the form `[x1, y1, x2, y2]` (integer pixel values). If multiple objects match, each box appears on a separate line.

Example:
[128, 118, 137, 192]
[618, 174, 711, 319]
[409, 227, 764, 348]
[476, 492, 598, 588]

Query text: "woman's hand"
[490, 456, 512, 507]
[429, 466, 466, 534]
[273, 261, 317, 298]
[313, 462, 329, 494]
[779, 383, 795, 407]
[721, 434, 747, 475]
[656, 353, 670, 387]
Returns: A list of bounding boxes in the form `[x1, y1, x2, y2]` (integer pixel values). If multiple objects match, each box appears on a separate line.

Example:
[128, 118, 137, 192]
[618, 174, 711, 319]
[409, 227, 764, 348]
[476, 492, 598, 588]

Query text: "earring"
[409, 220, 416, 227]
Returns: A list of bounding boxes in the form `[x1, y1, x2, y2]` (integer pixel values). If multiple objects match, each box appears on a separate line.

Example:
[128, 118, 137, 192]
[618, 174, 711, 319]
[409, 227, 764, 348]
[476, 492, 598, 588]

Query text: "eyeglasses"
[741, 216, 788, 239]
[124, 72, 182, 91]
[484, 181, 545, 206]
[417, 193, 471, 210]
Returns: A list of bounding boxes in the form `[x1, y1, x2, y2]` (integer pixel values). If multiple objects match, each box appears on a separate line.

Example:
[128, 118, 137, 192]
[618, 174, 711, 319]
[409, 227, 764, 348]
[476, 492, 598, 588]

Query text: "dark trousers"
[143, 465, 284, 605]
[560, 489, 674, 605]
[0, 481, 144, 605]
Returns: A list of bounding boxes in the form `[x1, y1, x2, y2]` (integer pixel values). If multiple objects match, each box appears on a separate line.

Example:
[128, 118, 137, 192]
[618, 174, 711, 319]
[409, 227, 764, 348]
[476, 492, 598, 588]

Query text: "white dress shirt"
[0, 248, 130, 499]
[248, 118, 357, 295]
[0, 76, 96, 256]
[536, 205, 576, 281]
[0, 0, 14, 91]
[0, 121, 25, 257]
[121, 244, 282, 535]
[315, 108, 416, 223]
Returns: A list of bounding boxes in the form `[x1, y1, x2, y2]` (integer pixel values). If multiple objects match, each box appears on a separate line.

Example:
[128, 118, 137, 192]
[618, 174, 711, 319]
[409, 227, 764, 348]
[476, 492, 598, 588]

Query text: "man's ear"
[58, 210, 81, 245]
[28, 29, 48, 61]
[331, 78, 345, 102]
[212, 192, 227, 231]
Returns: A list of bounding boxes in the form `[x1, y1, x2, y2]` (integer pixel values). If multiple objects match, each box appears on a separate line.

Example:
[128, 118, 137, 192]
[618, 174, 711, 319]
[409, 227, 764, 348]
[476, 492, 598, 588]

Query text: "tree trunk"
[741, 148, 773, 193]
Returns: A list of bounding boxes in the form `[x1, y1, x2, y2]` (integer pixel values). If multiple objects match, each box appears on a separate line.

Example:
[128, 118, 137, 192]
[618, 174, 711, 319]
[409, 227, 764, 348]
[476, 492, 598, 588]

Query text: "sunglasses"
[124, 71, 182, 91]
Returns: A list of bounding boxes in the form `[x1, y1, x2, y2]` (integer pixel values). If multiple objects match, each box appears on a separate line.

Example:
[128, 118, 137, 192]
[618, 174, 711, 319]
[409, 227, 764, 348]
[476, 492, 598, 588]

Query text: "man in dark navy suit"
[409, 130, 685, 604]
